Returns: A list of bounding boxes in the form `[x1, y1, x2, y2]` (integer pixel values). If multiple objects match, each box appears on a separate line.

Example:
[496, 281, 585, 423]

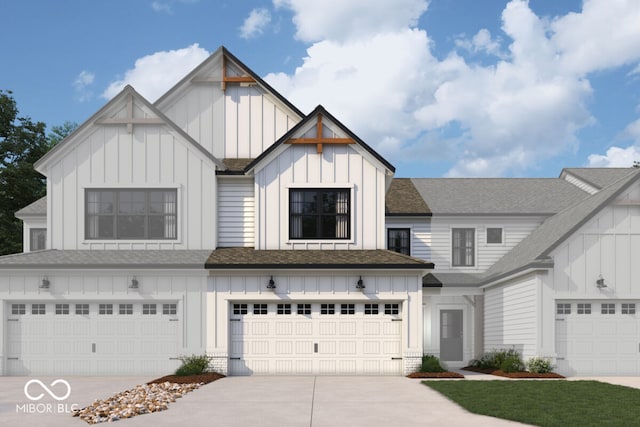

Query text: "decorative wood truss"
[95, 94, 163, 133]
[190, 55, 257, 92]
[286, 114, 355, 153]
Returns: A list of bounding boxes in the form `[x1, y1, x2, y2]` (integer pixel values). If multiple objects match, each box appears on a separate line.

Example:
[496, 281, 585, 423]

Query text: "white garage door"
[556, 301, 640, 376]
[229, 302, 403, 375]
[6, 301, 181, 376]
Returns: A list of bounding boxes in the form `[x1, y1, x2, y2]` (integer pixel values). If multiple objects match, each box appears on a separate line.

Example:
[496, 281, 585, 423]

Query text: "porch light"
[129, 277, 139, 289]
[40, 277, 50, 289]
[267, 276, 276, 291]
[356, 276, 365, 291]
[596, 275, 607, 289]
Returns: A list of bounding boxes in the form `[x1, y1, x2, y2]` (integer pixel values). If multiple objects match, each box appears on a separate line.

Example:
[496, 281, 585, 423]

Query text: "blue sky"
[2, 0, 640, 178]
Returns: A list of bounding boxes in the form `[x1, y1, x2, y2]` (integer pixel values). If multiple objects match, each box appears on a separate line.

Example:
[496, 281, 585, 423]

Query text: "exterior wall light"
[267, 276, 276, 291]
[596, 275, 607, 289]
[129, 277, 139, 289]
[356, 276, 365, 291]
[40, 277, 50, 289]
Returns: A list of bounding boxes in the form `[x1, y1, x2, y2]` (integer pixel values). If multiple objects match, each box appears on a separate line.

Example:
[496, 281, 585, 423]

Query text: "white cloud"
[102, 44, 210, 102]
[587, 118, 640, 167]
[273, 0, 428, 42]
[267, 0, 640, 176]
[151, 1, 173, 14]
[240, 8, 272, 39]
[73, 70, 95, 102]
[455, 29, 504, 58]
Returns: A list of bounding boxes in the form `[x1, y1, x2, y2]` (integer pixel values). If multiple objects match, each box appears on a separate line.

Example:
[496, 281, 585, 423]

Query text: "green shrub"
[526, 357, 554, 374]
[470, 348, 523, 370]
[175, 354, 211, 376]
[500, 355, 525, 373]
[420, 354, 446, 373]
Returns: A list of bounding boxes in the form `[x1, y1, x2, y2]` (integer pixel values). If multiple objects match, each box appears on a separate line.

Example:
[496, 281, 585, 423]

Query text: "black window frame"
[320, 304, 335, 315]
[452, 228, 475, 267]
[12, 303, 26, 315]
[486, 227, 503, 244]
[601, 303, 615, 314]
[253, 304, 268, 315]
[297, 304, 311, 315]
[289, 188, 350, 240]
[556, 303, 571, 315]
[163, 303, 178, 315]
[99, 303, 113, 315]
[31, 303, 46, 315]
[384, 303, 399, 315]
[233, 304, 248, 315]
[364, 304, 379, 315]
[340, 304, 355, 315]
[119, 304, 133, 315]
[387, 228, 410, 255]
[55, 303, 70, 315]
[622, 303, 636, 314]
[277, 304, 292, 315]
[75, 304, 89, 315]
[85, 189, 177, 240]
[143, 304, 157, 315]
[29, 228, 46, 251]
[577, 303, 591, 314]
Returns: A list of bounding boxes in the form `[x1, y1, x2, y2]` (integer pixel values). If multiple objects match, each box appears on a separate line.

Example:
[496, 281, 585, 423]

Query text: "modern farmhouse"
[2, 47, 639, 377]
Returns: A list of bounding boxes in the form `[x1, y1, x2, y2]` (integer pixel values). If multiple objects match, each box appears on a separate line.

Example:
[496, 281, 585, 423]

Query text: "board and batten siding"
[46, 122, 218, 250]
[217, 177, 255, 247]
[484, 273, 539, 360]
[254, 144, 387, 250]
[385, 218, 431, 261]
[429, 216, 545, 273]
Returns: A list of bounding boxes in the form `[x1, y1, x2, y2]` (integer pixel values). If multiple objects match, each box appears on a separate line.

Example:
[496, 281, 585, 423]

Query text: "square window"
[577, 303, 591, 314]
[364, 304, 379, 315]
[622, 303, 636, 314]
[601, 303, 615, 314]
[55, 304, 69, 315]
[12, 303, 26, 315]
[163, 303, 177, 315]
[384, 304, 399, 315]
[290, 189, 350, 240]
[253, 304, 267, 315]
[486, 228, 503, 244]
[452, 228, 475, 267]
[233, 304, 248, 315]
[297, 304, 311, 315]
[75, 304, 89, 315]
[31, 304, 46, 315]
[119, 304, 133, 315]
[277, 304, 291, 315]
[341, 304, 355, 315]
[320, 304, 335, 315]
[99, 304, 113, 315]
[142, 304, 157, 315]
[556, 303, 571, 315]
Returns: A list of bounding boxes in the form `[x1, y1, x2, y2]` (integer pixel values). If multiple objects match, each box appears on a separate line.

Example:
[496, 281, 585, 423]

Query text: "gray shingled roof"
[15, 196, 47, 217]
[0, 250, 213, 269]
[411, 178, 589, 215]
[425, 272, 484, 287]
[218, 158, 254, 175]
[561, 167, 635, 189]
[206, 247, 432, 269]
[386, 179, 431, 216]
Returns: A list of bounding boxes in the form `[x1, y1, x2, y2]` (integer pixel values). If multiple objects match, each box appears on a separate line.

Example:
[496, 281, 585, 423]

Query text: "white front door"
[556, 301, 640, 376]
[6, 301, 181, 376]
[228, 302, 403, 375]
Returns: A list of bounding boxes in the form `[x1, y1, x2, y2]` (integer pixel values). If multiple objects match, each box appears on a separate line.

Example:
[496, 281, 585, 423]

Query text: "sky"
[2, 0, 640, 178]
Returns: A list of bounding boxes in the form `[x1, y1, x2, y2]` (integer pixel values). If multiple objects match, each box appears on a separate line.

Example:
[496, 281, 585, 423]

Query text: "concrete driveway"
[0, 375, 530, 427]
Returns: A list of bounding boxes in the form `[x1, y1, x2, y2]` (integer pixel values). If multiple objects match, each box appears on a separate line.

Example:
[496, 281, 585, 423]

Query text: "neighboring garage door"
[6, 301, 181, 376]
[556, 301, 640, 376]
[229, 302, 403, 375]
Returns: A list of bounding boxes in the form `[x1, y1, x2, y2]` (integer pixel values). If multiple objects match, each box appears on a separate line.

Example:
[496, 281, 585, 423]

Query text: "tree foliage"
[0, 90, 75, 255]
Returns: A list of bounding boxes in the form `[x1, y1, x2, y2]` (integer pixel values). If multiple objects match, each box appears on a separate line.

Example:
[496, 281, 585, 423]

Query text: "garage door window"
[341, 304, 355, 315]
[577, 303, 591, 314]
[277, 304, 292, 315]
[253, 304, 267, 315]
[297, 304, 311, 315]
[163, 304, 177, 315]
[119, 304, 133, 315]
[99, 304, 113, 315]
[365, 304, 379, 315]
[385, 304, 399, 315]
[622, 304, 636, 314]
[601, 303, 615, 314]
[233, 304, 247, 315]
[12, 304, 26, 315]
[76, 304, 89, 315]
[55, 304, 69, 315]
[32, 304, 45, 315]
[321, 304, 335, 315]
[557, 303, 571, 315]
[143, 304, 156, 315]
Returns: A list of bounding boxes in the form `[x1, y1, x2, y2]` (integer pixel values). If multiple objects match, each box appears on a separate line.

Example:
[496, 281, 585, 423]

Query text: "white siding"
[385, 217, 431, 261]
[218, 177, 255, 247]
[254, 144, 387, 250]
[484, 273, 539, 360]
[429, 216, 545, 273]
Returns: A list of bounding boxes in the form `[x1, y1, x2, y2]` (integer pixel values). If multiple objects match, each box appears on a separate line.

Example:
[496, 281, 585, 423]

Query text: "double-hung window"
[452, 228, 475, 267]
[290, 189, 350, 239]
[86, 189, 177, 240]
[30, 228, 46, 251]
[388, 228, 410, 255]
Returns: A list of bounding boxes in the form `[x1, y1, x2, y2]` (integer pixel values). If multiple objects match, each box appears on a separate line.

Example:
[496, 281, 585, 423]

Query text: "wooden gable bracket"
[221, 55, 256, 92]
[94, 94, 163, 133]
[285, 113, 355, 153]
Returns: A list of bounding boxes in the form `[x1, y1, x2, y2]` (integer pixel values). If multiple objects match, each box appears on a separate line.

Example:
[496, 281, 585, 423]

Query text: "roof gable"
[560, 167, 635, 191]
[245, 105, 395, 174]
[15, 196, 47, 219]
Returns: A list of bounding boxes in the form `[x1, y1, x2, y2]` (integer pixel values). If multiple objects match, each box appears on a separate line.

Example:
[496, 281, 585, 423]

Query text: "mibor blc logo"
[16, 379, 78, 414]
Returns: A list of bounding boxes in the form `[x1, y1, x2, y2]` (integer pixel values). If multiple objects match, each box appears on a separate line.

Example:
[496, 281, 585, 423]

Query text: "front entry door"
[440, 310, 463, 361]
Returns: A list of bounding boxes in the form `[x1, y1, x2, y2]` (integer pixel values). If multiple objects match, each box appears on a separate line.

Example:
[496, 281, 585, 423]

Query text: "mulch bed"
[147, 372, 225, 385]
[462, 366, 564, 378]
[407, 371, 465, 379]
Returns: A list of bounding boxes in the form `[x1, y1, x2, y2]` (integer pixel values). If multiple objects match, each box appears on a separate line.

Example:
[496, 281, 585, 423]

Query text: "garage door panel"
[295, 341, 313, 354]
[296, 322, 313, 335]
[338, 341, 356, 355]
[319, 322, 336, 335]
[276, 321, 292, 335]
[339, 321, 356, 335]
[252, 321, 269, 335]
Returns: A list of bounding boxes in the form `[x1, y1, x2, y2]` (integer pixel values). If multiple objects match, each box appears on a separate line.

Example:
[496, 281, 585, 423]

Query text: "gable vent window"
[388, 228, 410, 255]
[86, 189, 177, 240]
[452, 228, 475, 267]
[486, 228, 503, 244]
[290, 189, 350, 240]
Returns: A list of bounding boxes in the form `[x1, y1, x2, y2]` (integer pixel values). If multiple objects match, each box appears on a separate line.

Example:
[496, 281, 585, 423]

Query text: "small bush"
[470, 348, 523, 370]
[527, 357, 554, 374]
[500, 355, 525, 373]
[175, 354, 211, 376]
[420, 354, 446, 373]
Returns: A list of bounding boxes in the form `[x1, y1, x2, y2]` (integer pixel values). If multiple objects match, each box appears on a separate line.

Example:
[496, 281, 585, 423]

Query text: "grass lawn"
[424, 380, 640, 427]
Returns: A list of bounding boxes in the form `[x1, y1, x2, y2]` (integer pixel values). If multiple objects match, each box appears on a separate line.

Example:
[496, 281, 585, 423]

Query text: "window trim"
[451, 227, 476, 268]
[387, 228, 411, 256]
